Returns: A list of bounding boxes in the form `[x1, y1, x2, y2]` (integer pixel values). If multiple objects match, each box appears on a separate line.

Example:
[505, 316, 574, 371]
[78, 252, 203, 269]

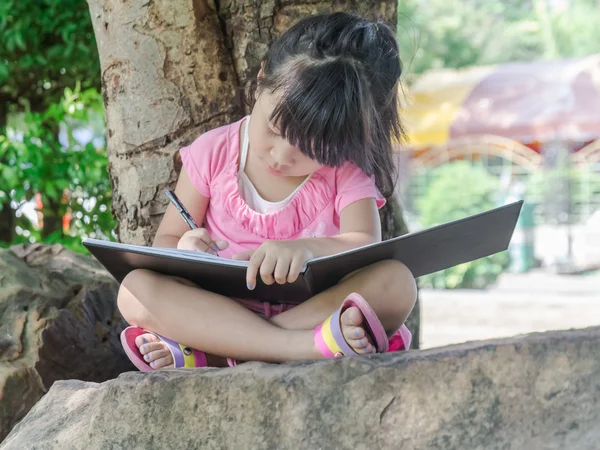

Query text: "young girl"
[118, 12, 417, 370]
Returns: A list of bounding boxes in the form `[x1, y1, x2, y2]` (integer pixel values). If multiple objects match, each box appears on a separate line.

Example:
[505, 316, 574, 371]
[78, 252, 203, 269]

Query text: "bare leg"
[118, 260, 416, 366]
[268, 260, 417, 334]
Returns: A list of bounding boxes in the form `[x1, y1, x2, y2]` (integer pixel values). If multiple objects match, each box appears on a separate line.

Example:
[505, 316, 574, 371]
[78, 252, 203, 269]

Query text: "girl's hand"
[232, 241, 314, 289]
[177, 228, 229, 255]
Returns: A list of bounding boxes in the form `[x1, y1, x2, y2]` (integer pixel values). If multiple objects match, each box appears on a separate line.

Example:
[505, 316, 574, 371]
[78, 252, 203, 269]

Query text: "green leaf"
[2, 166, 20, 187]
[13, 31, 26, 50]
[44, 183, 58, 199]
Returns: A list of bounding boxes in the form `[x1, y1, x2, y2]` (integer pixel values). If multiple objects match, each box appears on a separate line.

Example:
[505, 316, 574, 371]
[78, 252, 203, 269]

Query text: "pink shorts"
[233, 298, 411, 352]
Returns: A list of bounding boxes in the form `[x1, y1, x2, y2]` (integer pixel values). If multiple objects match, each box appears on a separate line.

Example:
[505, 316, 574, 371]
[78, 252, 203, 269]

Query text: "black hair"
[248, 12, 405, 199]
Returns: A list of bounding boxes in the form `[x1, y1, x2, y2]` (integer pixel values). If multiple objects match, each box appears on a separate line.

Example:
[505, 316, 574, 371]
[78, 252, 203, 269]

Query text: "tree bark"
[87, 0, 419, 347]
[0, 203, 15, 244]
[41, 123, 65, 240]
[40, 196, 63, 240]
[0, 97, 16, 245]
[87, 0, 399, 244]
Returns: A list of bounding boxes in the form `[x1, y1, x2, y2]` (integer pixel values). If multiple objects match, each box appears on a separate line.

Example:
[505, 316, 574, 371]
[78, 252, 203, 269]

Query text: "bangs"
[252, 12, 404, 201]
[263, 58, 377, 173]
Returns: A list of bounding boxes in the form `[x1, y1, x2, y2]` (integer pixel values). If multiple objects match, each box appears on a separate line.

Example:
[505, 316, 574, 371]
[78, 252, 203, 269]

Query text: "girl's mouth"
[266, 165, 284, 176]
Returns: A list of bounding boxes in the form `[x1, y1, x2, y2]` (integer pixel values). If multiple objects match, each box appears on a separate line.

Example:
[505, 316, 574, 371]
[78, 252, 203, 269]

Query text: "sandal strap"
[314, 308, 358, 357]
[120, 326, 207, 370]
[158, 335, 186, 367]
[313, 293, 388, 358]
[176, 343, 208, 368]
[159, 335, 207, 368]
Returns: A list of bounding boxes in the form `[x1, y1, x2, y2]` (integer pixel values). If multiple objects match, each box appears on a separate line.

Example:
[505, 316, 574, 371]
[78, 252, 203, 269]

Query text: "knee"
[370, 260, 417, 327]
[117, 269, 157, 326]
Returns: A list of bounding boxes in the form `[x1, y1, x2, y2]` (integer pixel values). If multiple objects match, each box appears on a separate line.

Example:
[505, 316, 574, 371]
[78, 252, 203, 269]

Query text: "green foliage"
[549, 1, 600, 58]
[397, 0, 600, 287]
[526, 166, 600, 225]
[0, 0, 109, 251]
[397, 0, 600, 76]
[414, 162, 510, 289]
[0, 85, 116, 253]
[0, 0, 100, 109]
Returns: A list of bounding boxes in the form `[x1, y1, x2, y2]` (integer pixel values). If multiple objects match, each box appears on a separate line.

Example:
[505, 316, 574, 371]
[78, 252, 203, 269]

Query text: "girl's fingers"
[274, 257, 292, 285]
[214, 240, 229, 251]
[191, 229, 219, 253]
[287, 256, 305, 283]
[193, 239, 212, 253]
[259, 253, 278, 286]
[179, 228, 220, 254]
[232, 250, 254, 261]
[191, 228, 212, 244]
[246, 249, 266, 290]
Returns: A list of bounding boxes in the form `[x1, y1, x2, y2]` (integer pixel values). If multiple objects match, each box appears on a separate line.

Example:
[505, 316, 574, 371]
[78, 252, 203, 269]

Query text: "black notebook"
[83, 201, 522, 304]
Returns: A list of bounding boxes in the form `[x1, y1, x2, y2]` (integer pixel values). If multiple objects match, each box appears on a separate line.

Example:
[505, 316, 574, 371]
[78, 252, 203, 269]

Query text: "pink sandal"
[122, 292, 410, 370]
[120, 326, 208, 371]
[314, 292, 393, 357]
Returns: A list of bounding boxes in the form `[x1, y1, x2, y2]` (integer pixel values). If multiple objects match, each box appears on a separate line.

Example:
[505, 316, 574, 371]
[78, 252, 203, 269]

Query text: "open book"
[83, 201, 522, 304]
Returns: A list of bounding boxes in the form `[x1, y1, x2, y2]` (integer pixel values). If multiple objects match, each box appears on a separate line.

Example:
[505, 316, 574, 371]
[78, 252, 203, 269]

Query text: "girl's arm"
[299, 198, 381, 258]
[235, 197, 382, 288]
[153, 167, 209, 249]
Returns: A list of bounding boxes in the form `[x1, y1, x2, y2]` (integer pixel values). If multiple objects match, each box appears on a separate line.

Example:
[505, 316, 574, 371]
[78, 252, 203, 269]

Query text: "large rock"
[0, 244, 133, 441]
[3, 326, 599, 450]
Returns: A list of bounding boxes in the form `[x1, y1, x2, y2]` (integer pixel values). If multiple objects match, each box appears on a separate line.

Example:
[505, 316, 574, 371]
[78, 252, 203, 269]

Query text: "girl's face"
[248, 89, 323, 178]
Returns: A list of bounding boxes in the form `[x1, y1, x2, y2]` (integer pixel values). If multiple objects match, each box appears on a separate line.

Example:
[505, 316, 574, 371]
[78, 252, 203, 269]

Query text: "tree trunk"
[0, 98, 16, 245]
[40, 196, 63, 240]
[41, 123, 65, 240]
[87, 0, 419, 347]
[0, 203, 15, 245]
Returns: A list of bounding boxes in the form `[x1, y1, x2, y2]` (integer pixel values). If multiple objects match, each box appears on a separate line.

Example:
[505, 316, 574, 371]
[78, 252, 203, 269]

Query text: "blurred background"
[1, 0, 598, 348]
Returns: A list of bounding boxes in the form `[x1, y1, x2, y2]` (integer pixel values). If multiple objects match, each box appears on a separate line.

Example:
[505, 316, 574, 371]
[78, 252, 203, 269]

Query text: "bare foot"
[340, 306, 375, 354]
[135, 333, 229, 368]
[136, 307, 375, 368]
[136, 334, 174, 369]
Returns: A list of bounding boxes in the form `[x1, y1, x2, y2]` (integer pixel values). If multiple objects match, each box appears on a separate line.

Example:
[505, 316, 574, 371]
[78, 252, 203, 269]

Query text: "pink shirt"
[180, 117, 385, 259]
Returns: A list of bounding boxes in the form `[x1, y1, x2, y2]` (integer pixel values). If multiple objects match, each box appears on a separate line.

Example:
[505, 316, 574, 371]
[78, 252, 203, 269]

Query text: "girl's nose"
[271, 145, 295, 167]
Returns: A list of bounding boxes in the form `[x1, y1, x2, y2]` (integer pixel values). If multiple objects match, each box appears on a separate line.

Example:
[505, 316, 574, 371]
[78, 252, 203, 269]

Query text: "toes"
[341, 308, 375, 354]
[149, 355, 174, 369]
[139, 342, 164, 355]
[343, 326, 365, 341]
[341, 306, 364, 328]
[345, 337, 374, 354]
[343, 327, 373, 352]
[357, 343, 375, 355]
[142, 348, 169, 362]
[135, 333, 160, 348]
[130, 331, 175, 369]
[348, 339, 375, 355]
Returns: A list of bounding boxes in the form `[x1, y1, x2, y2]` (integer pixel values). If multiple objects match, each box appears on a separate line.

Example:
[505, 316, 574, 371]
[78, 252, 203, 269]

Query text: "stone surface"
[3, 326, 599, 450]
[0, 244, 134, 441]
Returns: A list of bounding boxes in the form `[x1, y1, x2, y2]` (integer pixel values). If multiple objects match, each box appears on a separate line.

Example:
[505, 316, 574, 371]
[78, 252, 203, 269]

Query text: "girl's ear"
[255, 62, 265, 101]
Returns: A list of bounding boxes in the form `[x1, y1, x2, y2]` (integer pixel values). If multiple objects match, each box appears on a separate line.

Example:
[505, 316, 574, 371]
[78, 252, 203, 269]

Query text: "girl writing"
[119, 12, 417, 370]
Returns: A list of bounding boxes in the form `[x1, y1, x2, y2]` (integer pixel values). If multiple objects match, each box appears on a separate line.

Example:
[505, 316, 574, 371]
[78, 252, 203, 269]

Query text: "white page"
[83, 239, 249, 268]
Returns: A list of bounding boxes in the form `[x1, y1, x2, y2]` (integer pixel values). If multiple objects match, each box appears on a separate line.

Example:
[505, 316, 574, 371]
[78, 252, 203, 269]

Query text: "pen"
[163, 188, 220, 255]
[164, 189, 199, 229]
